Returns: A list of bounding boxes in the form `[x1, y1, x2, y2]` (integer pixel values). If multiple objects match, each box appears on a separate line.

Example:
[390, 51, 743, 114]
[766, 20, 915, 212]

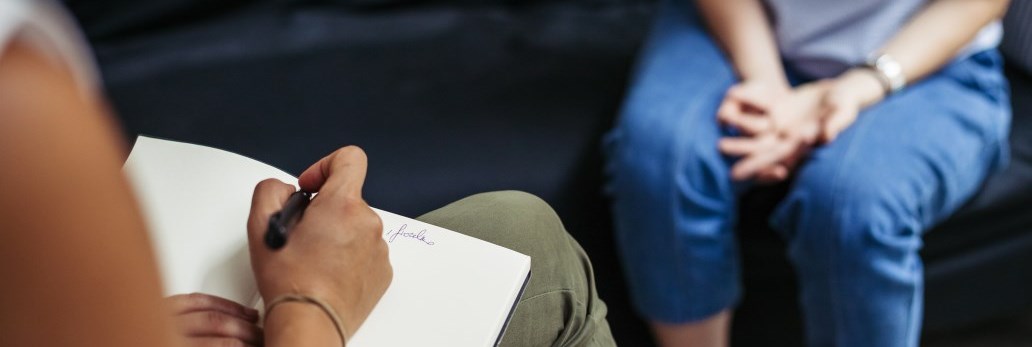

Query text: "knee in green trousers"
[417, 191, 617, 347]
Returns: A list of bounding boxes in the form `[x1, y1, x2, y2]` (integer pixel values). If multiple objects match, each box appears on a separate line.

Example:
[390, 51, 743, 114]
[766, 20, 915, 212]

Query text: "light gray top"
[763, 0, 1003, 78]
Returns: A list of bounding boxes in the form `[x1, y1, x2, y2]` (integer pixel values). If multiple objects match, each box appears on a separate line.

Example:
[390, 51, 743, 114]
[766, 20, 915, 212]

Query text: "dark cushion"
[1002, 0, 1032, 75]
[62, 0, 253, 41]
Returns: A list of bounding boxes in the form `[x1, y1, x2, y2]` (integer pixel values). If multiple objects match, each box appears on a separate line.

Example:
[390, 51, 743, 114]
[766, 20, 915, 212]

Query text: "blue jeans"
[603, 1, 1011, 346]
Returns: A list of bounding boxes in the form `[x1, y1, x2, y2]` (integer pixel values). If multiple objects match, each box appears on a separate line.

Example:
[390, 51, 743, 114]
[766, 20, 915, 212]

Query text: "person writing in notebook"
[0, 1, 615, 346]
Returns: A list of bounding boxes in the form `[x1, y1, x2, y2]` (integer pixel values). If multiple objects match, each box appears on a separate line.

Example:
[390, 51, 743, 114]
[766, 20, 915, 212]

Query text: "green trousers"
[416, 191, 617, 347]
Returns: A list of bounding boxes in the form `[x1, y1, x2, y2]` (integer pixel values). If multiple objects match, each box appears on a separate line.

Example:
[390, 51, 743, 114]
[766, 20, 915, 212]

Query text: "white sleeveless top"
[763, 0, 1003, 78]
[0, 0, 100, 95]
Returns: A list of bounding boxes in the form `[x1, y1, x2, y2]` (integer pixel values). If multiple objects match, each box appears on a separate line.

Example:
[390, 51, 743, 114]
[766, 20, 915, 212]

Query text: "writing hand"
[165, 293, 263, 347]
[247, 146, 392, 342]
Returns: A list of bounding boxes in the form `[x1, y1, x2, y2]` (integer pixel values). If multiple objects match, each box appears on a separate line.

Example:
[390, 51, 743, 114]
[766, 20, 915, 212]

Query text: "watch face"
[869, 54, 905, 92]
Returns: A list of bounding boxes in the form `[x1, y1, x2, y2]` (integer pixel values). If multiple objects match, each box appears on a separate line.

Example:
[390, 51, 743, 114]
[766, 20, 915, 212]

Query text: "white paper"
[124, 136, 531, 347]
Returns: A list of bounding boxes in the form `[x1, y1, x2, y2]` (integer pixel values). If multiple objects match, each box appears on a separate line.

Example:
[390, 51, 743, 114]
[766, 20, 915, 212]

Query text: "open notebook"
[123, 136, 532, 347]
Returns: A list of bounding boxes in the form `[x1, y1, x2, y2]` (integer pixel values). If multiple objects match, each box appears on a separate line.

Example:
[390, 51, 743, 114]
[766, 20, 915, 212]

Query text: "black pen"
[265, 191, 314, 249]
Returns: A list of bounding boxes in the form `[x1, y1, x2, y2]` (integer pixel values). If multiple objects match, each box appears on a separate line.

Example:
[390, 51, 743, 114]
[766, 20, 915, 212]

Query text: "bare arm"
[885, 0, 1010, 84]
[0, 40, 179, 347]
[842, 0, 1011, 109]
[695, 0, 787, 85]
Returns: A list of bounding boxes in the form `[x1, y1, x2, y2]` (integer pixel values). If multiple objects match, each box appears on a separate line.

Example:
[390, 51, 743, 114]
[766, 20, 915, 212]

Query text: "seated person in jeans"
[605, 0, 1011, 346]
[0, 1, 613, 346]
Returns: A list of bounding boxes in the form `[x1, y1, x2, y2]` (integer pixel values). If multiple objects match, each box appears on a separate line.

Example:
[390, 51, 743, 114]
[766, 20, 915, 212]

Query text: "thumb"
[820, 104, 858, 144]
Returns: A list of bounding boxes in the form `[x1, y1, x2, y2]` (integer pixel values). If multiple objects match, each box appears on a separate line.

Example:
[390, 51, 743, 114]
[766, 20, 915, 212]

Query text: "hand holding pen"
[247, 146, 392, 346]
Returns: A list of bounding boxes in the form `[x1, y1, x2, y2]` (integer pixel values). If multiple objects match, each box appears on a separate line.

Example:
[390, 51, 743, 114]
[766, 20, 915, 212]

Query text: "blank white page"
[124, 136, 531, 347]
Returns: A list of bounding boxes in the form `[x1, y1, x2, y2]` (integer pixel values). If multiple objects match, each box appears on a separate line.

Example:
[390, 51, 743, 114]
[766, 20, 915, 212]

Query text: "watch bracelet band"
[861, 66, 894, 96]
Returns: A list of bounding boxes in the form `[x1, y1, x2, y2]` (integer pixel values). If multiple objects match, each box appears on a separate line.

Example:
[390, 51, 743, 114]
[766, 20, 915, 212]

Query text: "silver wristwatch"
[863, 53, 906, 94]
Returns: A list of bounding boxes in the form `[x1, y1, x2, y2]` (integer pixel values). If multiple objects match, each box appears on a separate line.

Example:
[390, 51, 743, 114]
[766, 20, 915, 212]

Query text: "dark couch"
[65, 0, 1032, 345]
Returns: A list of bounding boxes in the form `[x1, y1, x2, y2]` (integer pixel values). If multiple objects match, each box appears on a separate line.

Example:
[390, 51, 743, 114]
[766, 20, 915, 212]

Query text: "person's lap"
[768, 48, 1010, 346]
[417, 191, 616, 347]
[605, 0, 1010, 345]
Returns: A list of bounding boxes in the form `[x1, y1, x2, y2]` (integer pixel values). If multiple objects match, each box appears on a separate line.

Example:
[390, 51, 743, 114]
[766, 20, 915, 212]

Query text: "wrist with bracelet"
[265, 294, 350, 346]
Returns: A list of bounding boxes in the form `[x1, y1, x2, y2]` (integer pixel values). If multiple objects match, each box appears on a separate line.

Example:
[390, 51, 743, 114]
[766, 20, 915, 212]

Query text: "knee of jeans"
[776, 164, 921, 260]
[607, 105, 724, 188]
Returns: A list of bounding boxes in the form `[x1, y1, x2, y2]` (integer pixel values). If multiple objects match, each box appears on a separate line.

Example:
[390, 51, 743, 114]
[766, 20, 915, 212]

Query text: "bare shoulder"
[0, 38, 78, 103]
[0, 38, 102, 139]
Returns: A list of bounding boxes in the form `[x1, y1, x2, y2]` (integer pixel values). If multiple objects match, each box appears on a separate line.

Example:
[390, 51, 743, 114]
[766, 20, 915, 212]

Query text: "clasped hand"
[716, 69, 884, 182]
